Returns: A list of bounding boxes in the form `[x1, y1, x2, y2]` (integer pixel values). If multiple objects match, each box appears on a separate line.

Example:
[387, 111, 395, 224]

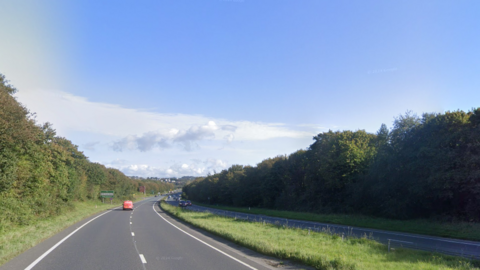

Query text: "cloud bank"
[16, 89, 311, 149]
[111, 158, 229, 177]
[15, 88, 316, 177]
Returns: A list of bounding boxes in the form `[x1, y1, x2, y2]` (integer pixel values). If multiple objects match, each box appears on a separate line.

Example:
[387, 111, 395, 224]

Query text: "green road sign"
[100, 190, 114, 198]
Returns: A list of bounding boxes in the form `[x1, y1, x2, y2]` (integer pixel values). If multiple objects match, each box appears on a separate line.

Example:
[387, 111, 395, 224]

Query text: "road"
[1, 196, 277, 270]
[167, 195, 480, 259]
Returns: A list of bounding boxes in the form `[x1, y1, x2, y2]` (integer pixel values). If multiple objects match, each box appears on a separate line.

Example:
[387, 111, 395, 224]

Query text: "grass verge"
[0, 195, 150, 266]
[161, 201, 479, 270]
[191, 202, 480, 242]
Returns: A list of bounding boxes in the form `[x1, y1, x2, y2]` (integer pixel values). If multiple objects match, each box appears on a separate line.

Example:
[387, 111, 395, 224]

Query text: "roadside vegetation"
[0, 74, 173, 265]
[161, 201, 479, 270]
[192, 202, 480, 241]
[1, 201, 110, 265]
[184, 108, 480, 231]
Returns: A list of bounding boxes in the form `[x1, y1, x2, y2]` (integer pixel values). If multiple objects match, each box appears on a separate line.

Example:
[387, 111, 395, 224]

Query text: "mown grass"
[191, 202, 480, 241]
[0, 195, 150, 266]
[161, 201, 479, 270]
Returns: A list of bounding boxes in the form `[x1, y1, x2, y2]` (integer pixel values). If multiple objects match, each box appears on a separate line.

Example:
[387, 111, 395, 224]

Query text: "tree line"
[184, 109, 480, 221]
[0, 74, 174, 231]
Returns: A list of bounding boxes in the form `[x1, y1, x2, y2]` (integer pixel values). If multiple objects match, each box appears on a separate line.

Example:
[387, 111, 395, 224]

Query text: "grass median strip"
[161, 201, 479, 270]
[191, 202, 480, 242]
[0, 195, 150, 266]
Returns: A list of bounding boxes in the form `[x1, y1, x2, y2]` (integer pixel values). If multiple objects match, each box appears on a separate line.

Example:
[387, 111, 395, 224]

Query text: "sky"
[1, 0, 479, 177]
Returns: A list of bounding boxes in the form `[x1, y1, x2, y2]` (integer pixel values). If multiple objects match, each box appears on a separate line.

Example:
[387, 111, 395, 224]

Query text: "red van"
[123, 200, 133, 210]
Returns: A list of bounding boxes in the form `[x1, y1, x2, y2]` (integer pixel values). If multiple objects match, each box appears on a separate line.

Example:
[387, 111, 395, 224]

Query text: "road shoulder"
[154, 200, 315, 270]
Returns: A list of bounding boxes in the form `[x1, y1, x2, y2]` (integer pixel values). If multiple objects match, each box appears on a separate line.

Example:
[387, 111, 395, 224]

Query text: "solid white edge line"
[24, 209, 116, 270]
[139, 254, 147, 264]
[152, 200, 258, 270]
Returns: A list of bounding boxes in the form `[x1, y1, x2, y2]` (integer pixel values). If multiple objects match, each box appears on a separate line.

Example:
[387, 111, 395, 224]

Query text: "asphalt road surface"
[1, 196, 276, 270]
[168, 195, 480, 259]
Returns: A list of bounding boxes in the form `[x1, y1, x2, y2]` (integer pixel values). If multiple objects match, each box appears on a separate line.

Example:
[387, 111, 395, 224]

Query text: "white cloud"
[297, 124, 328, 129]
[116, 158, 229, 177]
[224, 134, 235, 143]
[221, 125, 237, 132]
[111, 122, 228, 152]
[112, 135, 138, 152]
[112, 132, 171, 152]
[173, 121, 218, 151]
[109, 159, 128, 166]
[15, 89, 312, 143]
[14, 88, 320, 178]
[82, 141, 99, 151]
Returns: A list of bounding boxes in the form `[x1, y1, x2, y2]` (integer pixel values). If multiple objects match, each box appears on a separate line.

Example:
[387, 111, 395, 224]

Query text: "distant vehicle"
[186, 200, 192, 206]
[123, 200, 133, 210]
[168, 195, 171, 199]
[179, 200, 186, 207]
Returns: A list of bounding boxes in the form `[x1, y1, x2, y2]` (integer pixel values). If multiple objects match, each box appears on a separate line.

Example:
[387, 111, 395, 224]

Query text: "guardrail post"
[388, 239, 391, 252]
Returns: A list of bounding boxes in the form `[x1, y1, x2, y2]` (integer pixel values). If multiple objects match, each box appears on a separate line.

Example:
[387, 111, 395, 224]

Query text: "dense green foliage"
[0, 74, 173, 231]
[184, 110, 480, 221]
[136, 179, 175, 195]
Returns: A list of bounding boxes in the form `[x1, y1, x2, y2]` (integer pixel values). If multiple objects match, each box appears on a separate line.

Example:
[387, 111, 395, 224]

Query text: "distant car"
[186, 200, 192, 206]
[179, 200, 186, 207]
[123, 200, 133, 210]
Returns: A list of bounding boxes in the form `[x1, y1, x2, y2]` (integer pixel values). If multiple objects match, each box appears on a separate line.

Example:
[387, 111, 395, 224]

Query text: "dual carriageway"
[2, 194, 480, 270]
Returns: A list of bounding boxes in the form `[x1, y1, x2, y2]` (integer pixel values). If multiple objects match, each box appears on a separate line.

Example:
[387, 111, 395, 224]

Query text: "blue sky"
[1, 0, 479, 177]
